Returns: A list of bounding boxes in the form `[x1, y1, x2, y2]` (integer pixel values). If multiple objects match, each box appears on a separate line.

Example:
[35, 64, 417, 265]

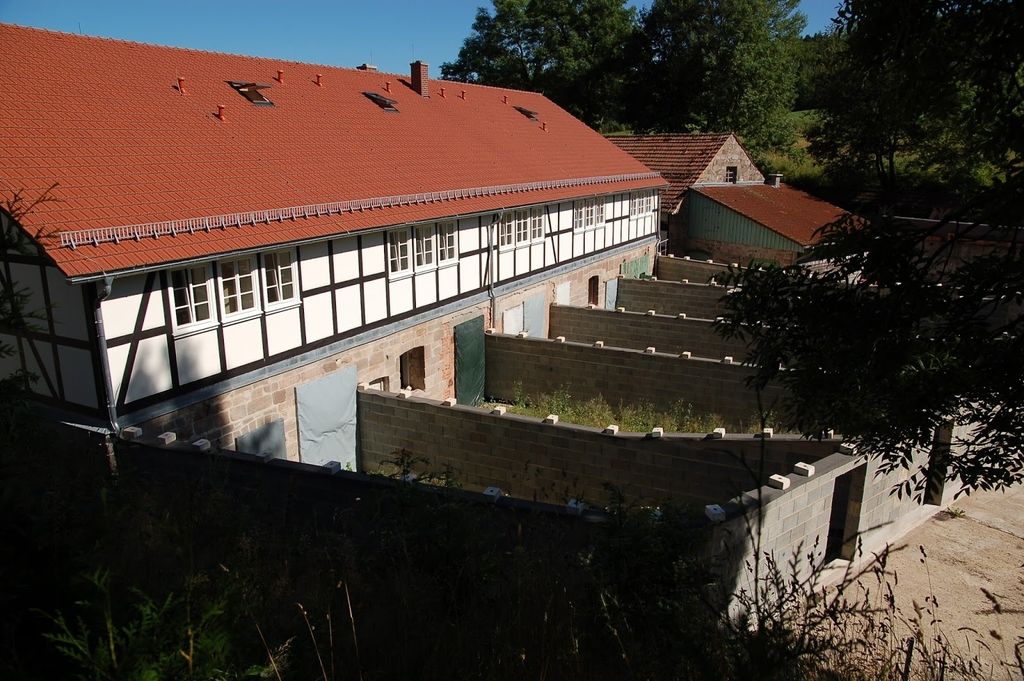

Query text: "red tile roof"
[0, 24, 662, 279]
[606, 133, 731, 211]
[692, 184, 847, 246]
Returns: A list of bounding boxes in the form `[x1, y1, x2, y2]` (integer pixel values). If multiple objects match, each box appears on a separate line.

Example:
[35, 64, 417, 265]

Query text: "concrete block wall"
[136, 241, 657, 461]
[616, 278, 731, 318]
[139, 303, 489, 460]
[494, 243, 656, 335]
[853, 445, 962, 553]
[485, 334, 784, 426]
[656, 254, 735, 284]
[357, 388, 838, 506]
[548, 304, 747, 361]
[709, 451, 861, 600]
[710, 434, 965, 606]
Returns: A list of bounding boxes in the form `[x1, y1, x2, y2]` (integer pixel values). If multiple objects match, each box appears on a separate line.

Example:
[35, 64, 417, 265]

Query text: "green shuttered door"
[454, 315, 485, 405]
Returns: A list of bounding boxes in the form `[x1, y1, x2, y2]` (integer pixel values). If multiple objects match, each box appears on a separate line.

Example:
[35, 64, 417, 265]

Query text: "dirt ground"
[847, 485, 1024, 679]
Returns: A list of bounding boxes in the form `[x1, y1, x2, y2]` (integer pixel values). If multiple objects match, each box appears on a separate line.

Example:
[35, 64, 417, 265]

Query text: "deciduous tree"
[808, 0, 1022, 192]
[441, 0, 636, 130]
[717, 2, 1024, 495]
[625, 0, 805, 158]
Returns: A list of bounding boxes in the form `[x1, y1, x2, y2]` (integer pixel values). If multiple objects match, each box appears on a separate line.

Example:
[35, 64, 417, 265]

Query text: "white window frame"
[437, 221, 457, 264]
[218, 255, 261, 321]
[262, 248, 298, 309]
[513, 209, 529, 246]
[630, 190, 654, 217]
[529, 207, 544, 242]
[169, 264, 216, 333]
[414, 224, 437, 271]
[388, 227, 412, 276]
[498, 214, 515, 250]
[573, 197, 606, 231]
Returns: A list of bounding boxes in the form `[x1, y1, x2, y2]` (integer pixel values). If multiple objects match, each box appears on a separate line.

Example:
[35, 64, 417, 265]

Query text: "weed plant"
[490, 385, 726, 433]
[2, 425, 1017, 680]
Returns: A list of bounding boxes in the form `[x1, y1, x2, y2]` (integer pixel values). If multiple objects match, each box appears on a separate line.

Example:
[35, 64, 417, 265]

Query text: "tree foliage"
[0, 185, 51, 442]
[790, 32, 833, 112]
[442, 0, 805, 150]
[440, 0, 636, 130]
[808, 0, 1023, 192]
[623, 0, 805, 157]
[718, 1, 1024, 495]
[719, 211, 1024, 494]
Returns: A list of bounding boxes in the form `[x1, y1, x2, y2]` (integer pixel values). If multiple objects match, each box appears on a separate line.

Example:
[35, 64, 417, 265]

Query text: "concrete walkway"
[849, 485, 1024, 679]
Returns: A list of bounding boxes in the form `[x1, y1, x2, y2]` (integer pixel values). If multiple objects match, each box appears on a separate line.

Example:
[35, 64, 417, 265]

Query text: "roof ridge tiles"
[0, 22, 404, 78]
[3, 22, 560, 96]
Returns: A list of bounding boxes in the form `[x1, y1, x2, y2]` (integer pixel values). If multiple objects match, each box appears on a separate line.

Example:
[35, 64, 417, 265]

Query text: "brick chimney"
[411, 61, 429, 97]
[766, 173, 783, 188]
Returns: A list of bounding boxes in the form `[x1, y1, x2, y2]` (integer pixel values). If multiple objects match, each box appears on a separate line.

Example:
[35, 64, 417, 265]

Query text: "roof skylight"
[227, 81, 274, 106]
[363, 91, 399, 112]
[514, 106, 538, 121]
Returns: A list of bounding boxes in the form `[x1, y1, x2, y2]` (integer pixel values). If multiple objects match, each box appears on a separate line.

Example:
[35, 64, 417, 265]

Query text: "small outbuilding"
[686, 181, 848, 265]
[606, 133, 763, 248]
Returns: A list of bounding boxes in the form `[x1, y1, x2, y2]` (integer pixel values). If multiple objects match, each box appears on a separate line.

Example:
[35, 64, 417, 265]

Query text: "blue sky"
[0, 0, 840, 75]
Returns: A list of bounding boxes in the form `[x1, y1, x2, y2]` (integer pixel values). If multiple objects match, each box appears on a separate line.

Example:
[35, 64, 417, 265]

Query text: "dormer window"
[227, 81, 274, 106]
[363, 91, 399, 112]
[513, 105, 538, 121]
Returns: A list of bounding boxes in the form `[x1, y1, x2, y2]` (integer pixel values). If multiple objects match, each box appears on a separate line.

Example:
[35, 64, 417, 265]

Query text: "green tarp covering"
[620, 255, 652, 279]
[455, 315, 485, 405]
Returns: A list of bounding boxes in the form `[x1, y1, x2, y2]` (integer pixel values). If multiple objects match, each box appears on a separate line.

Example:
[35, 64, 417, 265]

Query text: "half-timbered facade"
[0, 24, 662, 463]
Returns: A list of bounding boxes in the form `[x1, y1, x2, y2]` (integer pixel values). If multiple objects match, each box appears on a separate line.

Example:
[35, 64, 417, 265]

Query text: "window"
[170, 265, 213, 328]
[530, 207, 544, 241]
[514, 210, 529, 244]
[388, 228, 411, 275]
[437, 222, 457, 262]
[725, 166, 738, 183]
[227, 81, 273, 106]
[573, 197, 606, 231]
[219, 256, 259, 317]
[513, 105, 538, 121]
[630, 190, 654, 216]
[263, 249, 297, 306]
[588, 275, 599, 306]
[498, 214, 514, 248]
[414, 225, 436, 269]
[369, 376, 390, 392]
[363, 91, 398, 112]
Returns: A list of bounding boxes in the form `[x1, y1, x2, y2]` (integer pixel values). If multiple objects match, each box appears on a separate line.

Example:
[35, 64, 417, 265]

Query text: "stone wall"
[696, 136, 765, 185]
[485, 334, 782, 426]
[686, 236, 801, 267]
[138, 241, 656, 461]
[616, 278, 730, 318]
[139, 303, 488, 460]
[548, 305, 747, 361]
[358, 389, 839, 506]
